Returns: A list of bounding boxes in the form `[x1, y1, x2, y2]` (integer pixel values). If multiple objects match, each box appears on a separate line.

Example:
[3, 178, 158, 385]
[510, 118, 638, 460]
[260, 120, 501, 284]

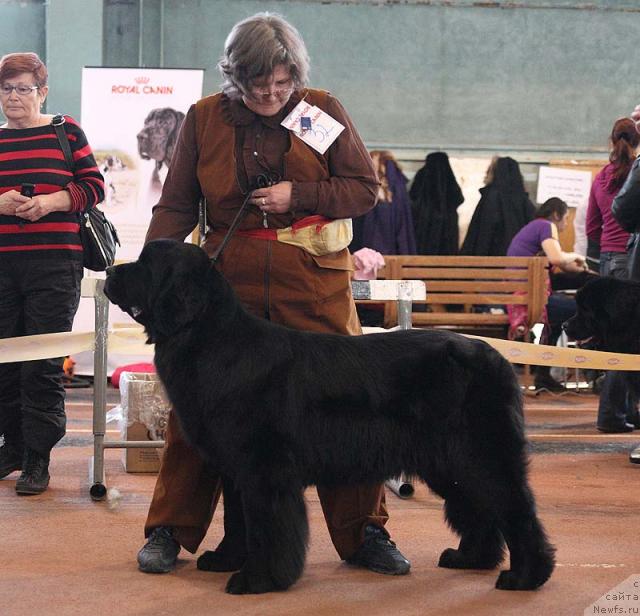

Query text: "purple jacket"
[350, 160, 417, 255]
[586, 163, 630, 253]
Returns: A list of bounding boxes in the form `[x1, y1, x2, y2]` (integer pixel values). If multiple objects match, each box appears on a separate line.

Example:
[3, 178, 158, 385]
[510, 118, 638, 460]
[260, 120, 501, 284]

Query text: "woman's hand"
[14, 191, 72, 222]
[0, 190, 30, 216]
[251, 181, 293, 215]
[563, 252, 588, 273]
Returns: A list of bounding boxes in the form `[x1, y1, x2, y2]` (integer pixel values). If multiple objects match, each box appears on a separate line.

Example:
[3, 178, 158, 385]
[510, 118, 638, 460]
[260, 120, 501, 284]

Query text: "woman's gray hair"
[218, 12, 310, 99]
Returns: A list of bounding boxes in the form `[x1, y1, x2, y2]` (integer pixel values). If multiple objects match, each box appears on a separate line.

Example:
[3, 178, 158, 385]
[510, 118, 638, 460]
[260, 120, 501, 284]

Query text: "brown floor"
[2, 387, 640, 616]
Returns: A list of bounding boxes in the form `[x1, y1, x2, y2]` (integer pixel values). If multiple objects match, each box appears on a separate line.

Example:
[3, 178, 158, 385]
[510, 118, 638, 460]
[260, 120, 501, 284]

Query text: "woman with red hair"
[586, 117, 640, 433]
[0, 52, 104, 494]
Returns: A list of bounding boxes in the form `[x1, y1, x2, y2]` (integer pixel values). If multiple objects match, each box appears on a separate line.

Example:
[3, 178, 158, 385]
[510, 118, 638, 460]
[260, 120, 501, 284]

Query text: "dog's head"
[563, 277, 640, 354]
[104, 239, 212, 343]
[136, 108, 185, 170]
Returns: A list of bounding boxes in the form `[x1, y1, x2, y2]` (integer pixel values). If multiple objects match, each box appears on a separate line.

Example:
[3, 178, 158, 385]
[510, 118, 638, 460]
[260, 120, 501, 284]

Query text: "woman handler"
[136, 13, 410, 578]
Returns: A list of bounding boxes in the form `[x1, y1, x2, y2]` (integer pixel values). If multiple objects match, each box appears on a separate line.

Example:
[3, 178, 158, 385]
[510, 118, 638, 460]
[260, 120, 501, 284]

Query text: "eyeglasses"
[0, 84, 39, 96]
[249, 81, 293, 97]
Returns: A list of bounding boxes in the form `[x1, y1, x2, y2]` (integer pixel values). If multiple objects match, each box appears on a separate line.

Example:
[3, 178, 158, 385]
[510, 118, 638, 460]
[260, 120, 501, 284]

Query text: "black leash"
[205, 172, 278, 265]
[208, 191, 253, 264]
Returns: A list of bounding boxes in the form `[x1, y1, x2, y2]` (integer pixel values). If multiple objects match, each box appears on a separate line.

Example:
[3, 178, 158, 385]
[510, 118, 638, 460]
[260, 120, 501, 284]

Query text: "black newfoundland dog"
[104, 240, 555, 594]
[564, 276, 640, 391]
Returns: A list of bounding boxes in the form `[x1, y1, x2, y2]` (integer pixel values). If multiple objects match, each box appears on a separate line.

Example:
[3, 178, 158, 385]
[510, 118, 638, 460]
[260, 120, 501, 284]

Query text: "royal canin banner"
[73, 67, 203, 374]
[80, 67, 204, 260]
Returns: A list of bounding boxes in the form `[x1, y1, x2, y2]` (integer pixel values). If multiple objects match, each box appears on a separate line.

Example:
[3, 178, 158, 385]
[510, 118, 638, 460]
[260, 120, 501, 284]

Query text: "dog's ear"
[165, 110, 186, 166]
[149, 248, 210, 341]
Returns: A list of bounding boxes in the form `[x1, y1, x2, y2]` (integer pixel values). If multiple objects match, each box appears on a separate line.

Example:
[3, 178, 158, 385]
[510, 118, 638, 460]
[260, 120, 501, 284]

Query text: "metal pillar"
[385, 281, 416, 500]
[89, 279, 109, 500]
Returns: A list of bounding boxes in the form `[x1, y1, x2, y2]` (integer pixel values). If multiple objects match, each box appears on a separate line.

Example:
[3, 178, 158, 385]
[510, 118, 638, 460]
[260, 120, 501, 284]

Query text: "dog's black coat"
[564, 276, 640, 396]
[105, 240, 555, 594]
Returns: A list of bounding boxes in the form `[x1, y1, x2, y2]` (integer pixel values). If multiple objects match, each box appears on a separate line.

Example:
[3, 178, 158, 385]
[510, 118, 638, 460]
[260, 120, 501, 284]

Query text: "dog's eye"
[131, 306, 142, 318]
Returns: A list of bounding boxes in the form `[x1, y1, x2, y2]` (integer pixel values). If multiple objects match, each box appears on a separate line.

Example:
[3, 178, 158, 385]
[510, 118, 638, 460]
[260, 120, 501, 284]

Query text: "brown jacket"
[145, 89, 378, 334]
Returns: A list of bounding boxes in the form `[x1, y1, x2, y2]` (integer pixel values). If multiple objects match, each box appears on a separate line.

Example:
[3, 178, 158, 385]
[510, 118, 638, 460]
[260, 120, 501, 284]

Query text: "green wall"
[101, 0, 640, 157]
[1, 0, 639, 158]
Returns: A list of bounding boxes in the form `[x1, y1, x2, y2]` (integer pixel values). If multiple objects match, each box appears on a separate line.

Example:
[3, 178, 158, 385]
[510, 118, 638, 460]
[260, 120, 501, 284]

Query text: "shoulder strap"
[51, 114, 91, 214]
[51, 114, 74, 170]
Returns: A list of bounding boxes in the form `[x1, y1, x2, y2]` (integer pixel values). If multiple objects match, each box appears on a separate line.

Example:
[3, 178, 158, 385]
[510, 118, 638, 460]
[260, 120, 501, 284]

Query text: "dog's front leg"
[225, 480, 309, 594]
[197, 477, 247, 572]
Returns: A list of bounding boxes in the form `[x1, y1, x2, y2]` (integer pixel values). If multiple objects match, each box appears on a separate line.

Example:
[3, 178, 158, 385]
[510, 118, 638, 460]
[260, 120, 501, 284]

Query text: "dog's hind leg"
[225, 481, 309, 595]
[437, 495, 505, 570]
[492, 484, 556, 591]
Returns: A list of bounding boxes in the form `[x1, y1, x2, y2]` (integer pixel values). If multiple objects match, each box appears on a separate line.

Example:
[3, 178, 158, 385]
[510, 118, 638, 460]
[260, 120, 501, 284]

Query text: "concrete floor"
[1, 387, 639, 616]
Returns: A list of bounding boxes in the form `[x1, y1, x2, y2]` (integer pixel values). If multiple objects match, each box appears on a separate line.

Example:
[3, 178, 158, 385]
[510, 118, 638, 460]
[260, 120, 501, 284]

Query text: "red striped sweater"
[0, 115, 105, 260]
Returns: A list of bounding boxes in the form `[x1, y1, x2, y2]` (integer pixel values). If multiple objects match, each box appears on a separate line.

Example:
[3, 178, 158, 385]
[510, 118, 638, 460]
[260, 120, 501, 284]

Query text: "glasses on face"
[249, 79, 293, 97]
[0, 84, 39, 96]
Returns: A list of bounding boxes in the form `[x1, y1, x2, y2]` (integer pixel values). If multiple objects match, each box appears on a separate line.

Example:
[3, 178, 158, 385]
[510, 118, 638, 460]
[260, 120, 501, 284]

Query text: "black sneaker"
[15, 448, 50, 495]
[137, 526, 181, 573]
[346, 524, 411, 575]
[630, 445, 640, 465]
[534, 374, 566, 393]
[628, 412, 640, 429]
[0, 443, 23, 479]
[597, 422, 635, 434]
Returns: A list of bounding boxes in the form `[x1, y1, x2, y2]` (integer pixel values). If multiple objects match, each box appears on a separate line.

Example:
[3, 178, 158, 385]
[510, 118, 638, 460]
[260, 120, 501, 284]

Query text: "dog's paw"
[496, 567, 552, 591]
[225, 569, 278, 595]
[438, 548, 500, 570]
[495, 570, 535, 591]
[197, 549, 246, 572]
[438, 548, 467, 569]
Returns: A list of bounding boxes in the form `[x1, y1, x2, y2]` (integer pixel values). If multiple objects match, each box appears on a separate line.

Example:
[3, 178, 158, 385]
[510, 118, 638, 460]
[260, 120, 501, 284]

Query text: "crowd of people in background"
[348, 110, 640, 452]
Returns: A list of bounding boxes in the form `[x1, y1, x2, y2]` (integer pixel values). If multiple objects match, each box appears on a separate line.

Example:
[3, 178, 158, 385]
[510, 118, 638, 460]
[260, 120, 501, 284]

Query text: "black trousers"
[0, 258, 83, 456]
[597, 252, 639, 428]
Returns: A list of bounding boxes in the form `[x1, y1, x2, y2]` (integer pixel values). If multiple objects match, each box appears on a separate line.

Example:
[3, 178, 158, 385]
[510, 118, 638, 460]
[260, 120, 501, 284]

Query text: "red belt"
[235, 215, 332, 240]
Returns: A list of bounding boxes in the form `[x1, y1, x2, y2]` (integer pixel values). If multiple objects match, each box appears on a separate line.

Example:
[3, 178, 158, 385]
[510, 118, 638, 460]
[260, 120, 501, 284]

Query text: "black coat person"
[612, 156, 640, 281]
[460, 157, 536, 256]
[409, 152, 464, 255]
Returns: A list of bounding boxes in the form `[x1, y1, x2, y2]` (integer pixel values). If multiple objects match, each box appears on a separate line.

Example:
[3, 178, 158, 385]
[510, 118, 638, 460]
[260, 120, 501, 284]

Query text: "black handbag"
[52, 115, 120, 271]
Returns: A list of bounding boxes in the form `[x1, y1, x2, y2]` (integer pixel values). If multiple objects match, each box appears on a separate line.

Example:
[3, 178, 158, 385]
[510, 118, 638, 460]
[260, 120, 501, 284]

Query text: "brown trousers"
[144, 238, 389, 558]
[145, 411, 388, 557]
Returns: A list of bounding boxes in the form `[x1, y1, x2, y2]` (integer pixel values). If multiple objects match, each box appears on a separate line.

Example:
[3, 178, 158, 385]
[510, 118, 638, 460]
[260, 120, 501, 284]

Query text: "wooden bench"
[356, 255, 549, 341]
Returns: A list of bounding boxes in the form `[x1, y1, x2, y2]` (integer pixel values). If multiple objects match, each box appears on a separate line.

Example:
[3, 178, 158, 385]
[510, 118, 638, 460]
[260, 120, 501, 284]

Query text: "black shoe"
[597, 422, 635, 434]
[533, 374, 566, 393]
[630, 445, 640, 464]
[627, 412, 640, 429]
[0, 443, 23, 479]
[137, 526, 181, 573]
[592, 373, 606, 395]
[15, 448, 50, 495]
[346, 524, 410, 575]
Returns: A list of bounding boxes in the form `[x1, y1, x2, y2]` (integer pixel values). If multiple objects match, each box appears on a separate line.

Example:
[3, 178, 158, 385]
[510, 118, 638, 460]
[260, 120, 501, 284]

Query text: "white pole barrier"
[386, 476, 416, 499]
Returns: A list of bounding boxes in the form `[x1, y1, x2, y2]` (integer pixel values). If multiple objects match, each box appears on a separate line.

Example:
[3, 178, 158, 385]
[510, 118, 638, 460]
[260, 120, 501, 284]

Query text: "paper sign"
[536, 166, 592, 209]
[281, 100, 345, 154]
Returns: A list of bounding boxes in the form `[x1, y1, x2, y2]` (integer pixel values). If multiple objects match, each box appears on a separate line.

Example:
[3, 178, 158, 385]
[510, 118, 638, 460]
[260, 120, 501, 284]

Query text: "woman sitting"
[507, 197, 588, 392]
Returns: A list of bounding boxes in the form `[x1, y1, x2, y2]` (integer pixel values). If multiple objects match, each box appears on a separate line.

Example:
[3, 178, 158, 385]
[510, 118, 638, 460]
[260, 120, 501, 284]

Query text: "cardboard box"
[119, 372, 170, 473]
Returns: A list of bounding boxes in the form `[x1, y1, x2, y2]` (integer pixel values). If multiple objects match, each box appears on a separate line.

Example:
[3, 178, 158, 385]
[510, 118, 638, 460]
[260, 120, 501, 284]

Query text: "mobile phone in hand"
[20, 183, 35, 197]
